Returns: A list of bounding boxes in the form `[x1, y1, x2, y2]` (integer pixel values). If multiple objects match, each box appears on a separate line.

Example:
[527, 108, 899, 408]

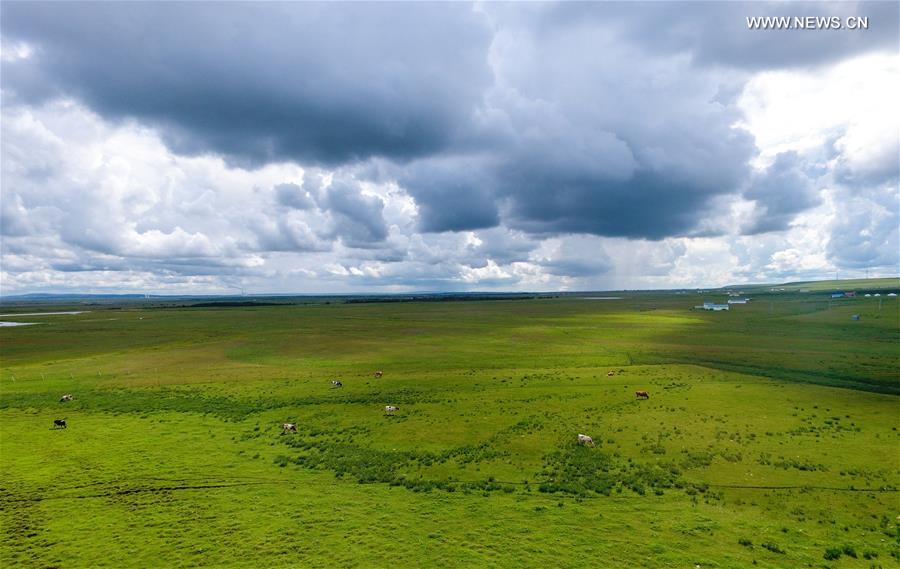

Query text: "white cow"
[59, 394, 74, 402]
[577, 434, 595, 447]
[281, 423, 297, 434]
[384, 405, 398, 416]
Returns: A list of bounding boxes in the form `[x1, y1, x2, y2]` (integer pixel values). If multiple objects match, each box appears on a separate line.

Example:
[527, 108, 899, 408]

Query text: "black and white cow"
[577, 434, 595, 447]
[59, 394, 74, 402]
[331, 380, 343, 388]
[384, 405, 398, 416]
[281, 423, 297, 434]
[53, 419, 67, 429]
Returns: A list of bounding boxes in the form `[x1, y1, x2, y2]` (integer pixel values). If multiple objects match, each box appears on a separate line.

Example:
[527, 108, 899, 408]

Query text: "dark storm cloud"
[2, 0, 894, 267]
[743, 152, 822, 234]
[541, 255, 610, 278]
[324, 178, 389, 248]
[1, 2, 493, 166]
[396, 12, 759, 239]
[398, 157, 500, 232]
[520, 1, 899, 71]
[536, 237, 612, 277]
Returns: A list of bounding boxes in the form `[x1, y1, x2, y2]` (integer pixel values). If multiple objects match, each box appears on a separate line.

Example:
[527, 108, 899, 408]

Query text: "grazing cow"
[635, 390, 650, 400]
[606, 371, 615, 377]
[384, 405, 398, 416]
[59, 394, 74, 402]
[331, 380, 343, 388]
[374, 370, 384, 378]
[281, 423, 297, 434]
[53, 419, 67, 429]
[577, 434, 595, 447]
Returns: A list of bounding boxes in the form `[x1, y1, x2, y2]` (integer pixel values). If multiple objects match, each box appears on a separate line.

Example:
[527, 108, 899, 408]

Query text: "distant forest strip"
[343, 294, 556, 304]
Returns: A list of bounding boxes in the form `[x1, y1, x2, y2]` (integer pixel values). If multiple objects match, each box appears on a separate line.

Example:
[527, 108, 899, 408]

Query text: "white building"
[697, 302, 729, 311]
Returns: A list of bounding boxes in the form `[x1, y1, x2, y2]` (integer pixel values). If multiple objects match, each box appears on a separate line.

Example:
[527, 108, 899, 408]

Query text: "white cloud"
[738, 52, 899, 168]
[1, 10, 896, 294]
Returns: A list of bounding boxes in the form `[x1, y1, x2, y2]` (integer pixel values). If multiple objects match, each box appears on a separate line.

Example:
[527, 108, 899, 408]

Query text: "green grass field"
[1, 288, 898, 567]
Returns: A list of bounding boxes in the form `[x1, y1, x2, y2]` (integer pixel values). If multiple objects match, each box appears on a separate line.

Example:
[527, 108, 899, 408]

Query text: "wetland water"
[0, 310, 86, 327]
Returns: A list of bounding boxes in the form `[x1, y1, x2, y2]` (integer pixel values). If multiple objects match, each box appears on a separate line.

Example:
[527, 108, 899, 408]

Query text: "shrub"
[823, 547, 842, 560]
[761, 542, 785, 554]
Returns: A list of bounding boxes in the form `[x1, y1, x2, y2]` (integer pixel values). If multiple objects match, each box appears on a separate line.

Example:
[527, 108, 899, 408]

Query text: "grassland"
[1, 288, 898, 568]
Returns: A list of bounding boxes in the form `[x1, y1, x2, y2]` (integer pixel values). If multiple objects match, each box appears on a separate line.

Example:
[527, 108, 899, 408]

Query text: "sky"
[1, 1, 898, 295]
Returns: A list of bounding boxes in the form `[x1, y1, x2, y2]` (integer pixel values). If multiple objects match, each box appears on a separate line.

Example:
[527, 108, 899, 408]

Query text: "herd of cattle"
[278, 370, 651, 448]
[53, 370, 651, 444]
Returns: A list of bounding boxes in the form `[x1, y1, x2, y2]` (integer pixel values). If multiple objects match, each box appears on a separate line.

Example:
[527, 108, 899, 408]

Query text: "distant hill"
[736, 277, 899, 293]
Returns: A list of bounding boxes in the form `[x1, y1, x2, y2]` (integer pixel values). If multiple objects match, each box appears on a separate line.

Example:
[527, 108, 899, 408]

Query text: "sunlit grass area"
[2, 292, 898, 567]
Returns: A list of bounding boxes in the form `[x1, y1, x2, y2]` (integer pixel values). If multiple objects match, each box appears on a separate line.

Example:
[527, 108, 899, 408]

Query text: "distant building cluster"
[691, 284, 897, 314]
[833, 291, 898, 298]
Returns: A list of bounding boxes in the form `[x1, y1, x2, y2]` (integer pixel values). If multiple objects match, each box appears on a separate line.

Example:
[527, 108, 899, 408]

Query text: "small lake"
[0, 311, 86, 317]
[0, 311, 86, 328]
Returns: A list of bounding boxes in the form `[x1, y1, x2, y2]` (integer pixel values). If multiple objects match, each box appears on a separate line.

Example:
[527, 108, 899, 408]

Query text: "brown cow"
[635, 391, 650, 400]
[374, 370, 384, 378]
[606, 371, 615, 377]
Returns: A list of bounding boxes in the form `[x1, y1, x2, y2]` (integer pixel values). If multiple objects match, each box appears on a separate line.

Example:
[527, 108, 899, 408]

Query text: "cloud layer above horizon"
[1, 2, 898, 294]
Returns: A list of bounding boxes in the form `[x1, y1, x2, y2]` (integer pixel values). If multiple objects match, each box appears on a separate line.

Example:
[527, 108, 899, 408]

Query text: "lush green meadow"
[1, 286, 898, 568]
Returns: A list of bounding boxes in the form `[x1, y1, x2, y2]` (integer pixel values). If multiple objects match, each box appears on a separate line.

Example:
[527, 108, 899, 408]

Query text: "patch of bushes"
[281, 430, 521, 494]
[823, 547, 842, 560]
[762, 455, 828, 472]
[680, 450, 715, 469]
[538, 443, 703, 498]
[538, 445, 618, 496]
[822, 544, 860, 561]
